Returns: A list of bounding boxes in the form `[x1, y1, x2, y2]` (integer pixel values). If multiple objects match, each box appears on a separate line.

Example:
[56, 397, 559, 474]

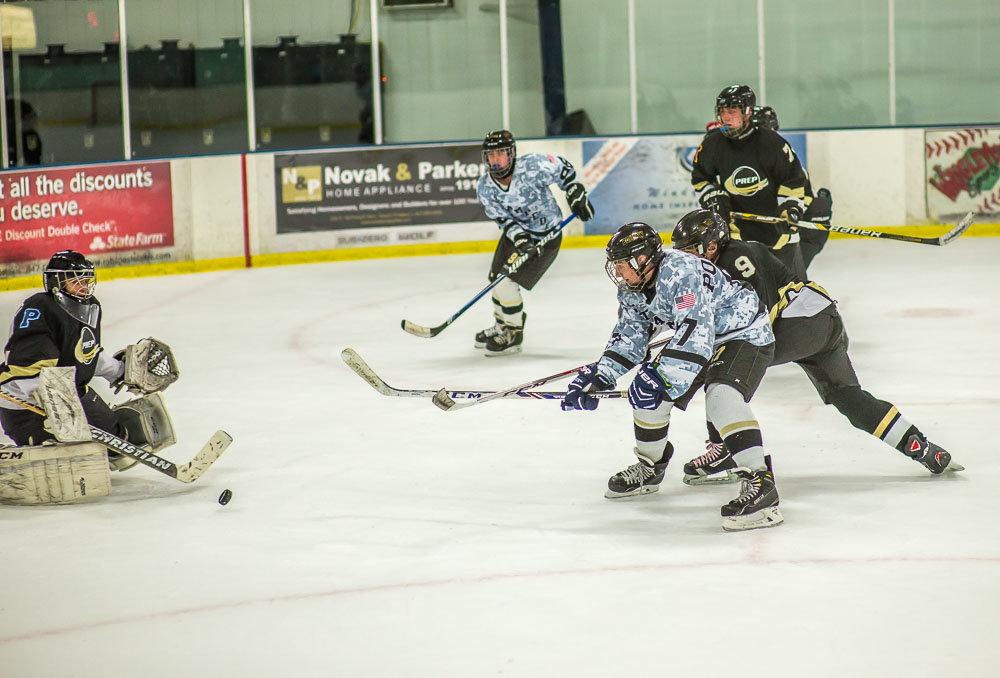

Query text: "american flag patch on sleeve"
[674, 293, 695, 310]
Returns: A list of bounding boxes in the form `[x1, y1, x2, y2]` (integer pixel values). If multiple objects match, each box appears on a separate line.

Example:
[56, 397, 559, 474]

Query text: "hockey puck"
[218, 489, 232, 505]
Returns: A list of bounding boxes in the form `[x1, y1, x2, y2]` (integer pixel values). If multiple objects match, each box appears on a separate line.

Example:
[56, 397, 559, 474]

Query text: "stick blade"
[938, 211, 973, 245]
[431, 388, 457, 411]
[400, 319, 438, 338]
[341, 348, 396, 396]
[174, 430, 232, 483]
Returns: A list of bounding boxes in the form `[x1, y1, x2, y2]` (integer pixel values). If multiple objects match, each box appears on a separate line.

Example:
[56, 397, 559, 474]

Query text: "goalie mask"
[482, 129, 516, 180]
[671, 209, 730, 258]
[715, 85, 757, 139]
[43, 250, 99, 326]
[605, 222, 664, 292]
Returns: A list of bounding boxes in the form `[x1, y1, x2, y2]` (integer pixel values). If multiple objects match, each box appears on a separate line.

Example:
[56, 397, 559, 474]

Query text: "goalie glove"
[113, 337, 180, 395]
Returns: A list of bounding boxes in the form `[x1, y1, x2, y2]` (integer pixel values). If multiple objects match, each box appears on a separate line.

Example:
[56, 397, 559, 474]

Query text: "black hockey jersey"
[0, 291, 105, 394]
[714, 240, 832, 323]
[691, 128, 807, 247]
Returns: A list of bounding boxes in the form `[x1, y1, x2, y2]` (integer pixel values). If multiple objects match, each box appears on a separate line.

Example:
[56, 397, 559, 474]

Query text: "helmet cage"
[605, 223, 663, 291]
[43, 250, 97, 301]
[715, 85, 757, 139]
[482, 130, 516, 180]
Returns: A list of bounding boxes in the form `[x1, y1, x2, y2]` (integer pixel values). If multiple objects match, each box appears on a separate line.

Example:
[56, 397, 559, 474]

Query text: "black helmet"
[715, 85, 757, 139]
[44, 250, 96, 301]
[605, 222, 664, 291]
[752, 105, 779, 131]
[671, 209, 730, 256]
[482, 129, 516, 180]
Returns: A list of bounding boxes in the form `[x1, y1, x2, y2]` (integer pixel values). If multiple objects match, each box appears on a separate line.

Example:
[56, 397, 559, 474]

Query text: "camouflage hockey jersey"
[476, 152, 577, 242]
[595, 249, 774, 401]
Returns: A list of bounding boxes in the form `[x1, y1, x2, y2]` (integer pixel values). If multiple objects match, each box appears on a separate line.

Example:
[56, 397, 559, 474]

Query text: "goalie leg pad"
[112, 392, 176, 453]
[37, 366, 90, 443]
[0, 442, 111, 504]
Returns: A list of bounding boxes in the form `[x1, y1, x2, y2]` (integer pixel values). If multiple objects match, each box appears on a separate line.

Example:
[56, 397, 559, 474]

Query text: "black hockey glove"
[565, 182, 594, 222]
[511, 231, 539, 257]
[804, 188, 833, 225]
[778, 201, 804, 228]
[701, 188, 731, 224]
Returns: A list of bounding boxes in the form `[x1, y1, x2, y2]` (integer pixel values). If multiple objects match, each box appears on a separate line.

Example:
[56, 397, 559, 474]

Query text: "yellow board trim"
[0, 224, 997, 292]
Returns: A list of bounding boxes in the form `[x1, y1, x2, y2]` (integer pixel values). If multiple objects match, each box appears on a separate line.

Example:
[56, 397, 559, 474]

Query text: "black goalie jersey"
[0, 292, 108, 399]
[692, 128, 807, 248]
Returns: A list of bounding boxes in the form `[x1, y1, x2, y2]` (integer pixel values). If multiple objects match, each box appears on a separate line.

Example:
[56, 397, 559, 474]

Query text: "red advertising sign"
[0, 161, 173, 264]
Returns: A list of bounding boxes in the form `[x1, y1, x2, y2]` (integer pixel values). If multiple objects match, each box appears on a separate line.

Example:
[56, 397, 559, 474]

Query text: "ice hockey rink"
[1, 233, 997, 677]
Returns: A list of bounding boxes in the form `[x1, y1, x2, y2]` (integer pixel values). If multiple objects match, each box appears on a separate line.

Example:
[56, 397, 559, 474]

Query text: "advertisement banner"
[926, 128, 1000, 217]
[0, 161, 174, 266]
[274, 144, 486, 234]
[582, 133, 808, 235]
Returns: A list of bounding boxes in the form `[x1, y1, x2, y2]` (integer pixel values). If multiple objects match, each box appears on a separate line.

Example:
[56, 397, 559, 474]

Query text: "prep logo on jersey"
[674, 293, 695, 310]
[724, 166, 769, 196]
[280, 166, 322, 203]
[75, 327, 99, 365]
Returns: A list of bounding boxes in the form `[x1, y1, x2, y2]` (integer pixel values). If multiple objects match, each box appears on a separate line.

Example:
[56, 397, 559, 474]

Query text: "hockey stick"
[731, 211, 973, 246]
[341, 348, 627, 403]
[431, 334, 674, 411]
[0, 389, 232, 484]
[401, 138, 641, 339]
[400, 213, 576, 338]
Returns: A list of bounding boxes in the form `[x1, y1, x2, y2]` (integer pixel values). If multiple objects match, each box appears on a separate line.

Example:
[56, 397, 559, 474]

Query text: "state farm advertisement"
[0, 161, 173, 264]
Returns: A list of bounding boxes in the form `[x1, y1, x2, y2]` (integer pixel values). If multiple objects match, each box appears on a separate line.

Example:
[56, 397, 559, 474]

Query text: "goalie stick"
[731, 210, 973, 246]
[430, 334, 674, 411]
[341, 348, 627, 403]
[0, 389, 232, 484]
[401, 138, 640, 339]
[400, 213, 576, 339]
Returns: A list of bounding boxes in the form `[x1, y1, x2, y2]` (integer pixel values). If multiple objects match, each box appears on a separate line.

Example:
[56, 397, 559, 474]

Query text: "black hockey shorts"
[771, 305, 861, 403]
[673, 339, 774, 409]
[489, 231, 562, 290]
[0, 387, 124, 447]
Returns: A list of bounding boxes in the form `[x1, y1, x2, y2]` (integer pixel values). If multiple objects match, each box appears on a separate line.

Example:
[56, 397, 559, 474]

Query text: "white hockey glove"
[113, 338, 180, 395]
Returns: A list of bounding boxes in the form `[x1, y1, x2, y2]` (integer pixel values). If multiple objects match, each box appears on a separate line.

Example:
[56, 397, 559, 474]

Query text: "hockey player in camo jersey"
[560, 222, 782, 532]
[670, 209, 962, 482]
[475, 129, 594, 356]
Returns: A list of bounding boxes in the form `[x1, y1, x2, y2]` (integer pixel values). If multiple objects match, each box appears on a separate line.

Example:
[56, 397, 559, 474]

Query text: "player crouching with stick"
[560, 223, 782, 531]
[0, 250, 180, 504]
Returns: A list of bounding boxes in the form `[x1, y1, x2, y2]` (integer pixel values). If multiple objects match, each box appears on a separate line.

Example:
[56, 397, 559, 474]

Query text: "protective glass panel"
[2, 1, 123, 166]
[250, 0, 373, 150]
[126, 0, 247, 158]
[376, 3, 500, 143]
[561, 0, 629, 136]
[764, 0, 890, 129]
[894, 0, 1000, 125]
[634, 0, 759, 134]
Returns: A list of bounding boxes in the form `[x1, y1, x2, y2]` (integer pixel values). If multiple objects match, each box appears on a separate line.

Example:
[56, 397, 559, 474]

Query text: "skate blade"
[722, 506, 784, 532]
[605, 485, 661, 499]
[944, 461, 965, 473]
[682, 470, 739, 486]
[484, 346, 522, 357]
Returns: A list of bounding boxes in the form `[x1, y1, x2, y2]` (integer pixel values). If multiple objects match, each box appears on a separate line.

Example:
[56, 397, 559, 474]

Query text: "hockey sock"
[706, 383, 765, 471]
[707, 422, 723, 445]
[492, 277, 524, 327]
[827, 386, 916, 448]
[633, 400, 674, 462]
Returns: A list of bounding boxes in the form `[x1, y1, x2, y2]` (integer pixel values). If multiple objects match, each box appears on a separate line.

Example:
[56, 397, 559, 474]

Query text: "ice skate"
[721, 459, 783, 531]
[682, 440, 739, 485]
[484, 313, 526, 357]
[605, 450, 669, 498]
[474, 318, 504, 349]
[904, 434, 964, 474]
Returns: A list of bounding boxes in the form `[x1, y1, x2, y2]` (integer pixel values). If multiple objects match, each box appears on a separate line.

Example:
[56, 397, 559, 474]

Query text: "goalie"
[0, 250, 180, 503]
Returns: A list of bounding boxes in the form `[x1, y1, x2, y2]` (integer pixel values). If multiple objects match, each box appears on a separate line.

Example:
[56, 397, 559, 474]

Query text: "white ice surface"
[1, 236, 997, 678]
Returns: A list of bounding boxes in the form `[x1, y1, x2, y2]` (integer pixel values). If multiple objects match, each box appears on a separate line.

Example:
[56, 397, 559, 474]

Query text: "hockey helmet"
[671, 209, 730, 257]
[482, 129, 516, 180]
[44, 250, 99, 326]
[752, 105, 779, 131]
[715, 85, 757, 139]
[605, 222, 664, 291]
